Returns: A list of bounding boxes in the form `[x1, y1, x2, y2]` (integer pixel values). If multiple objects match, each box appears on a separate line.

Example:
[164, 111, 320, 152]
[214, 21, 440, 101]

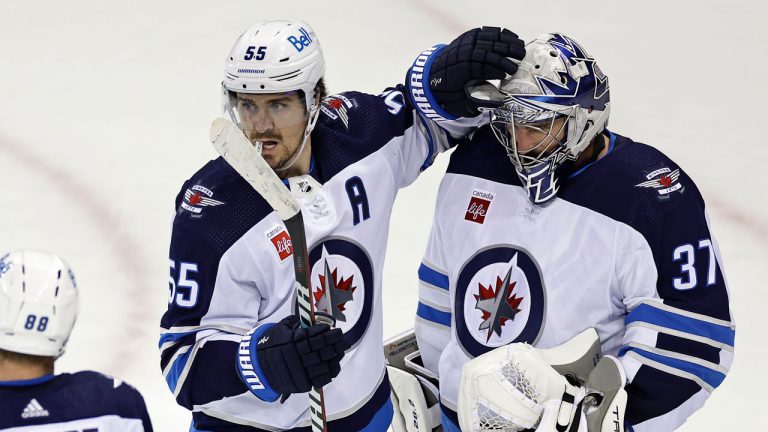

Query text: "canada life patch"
[635, 167, 683, 197]
[465, 189, 494, 224]
[266, 225, 293, 261]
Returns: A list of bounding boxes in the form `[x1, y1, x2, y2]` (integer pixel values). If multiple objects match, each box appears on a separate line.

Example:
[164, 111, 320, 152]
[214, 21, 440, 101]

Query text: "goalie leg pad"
[385, 329, 442, 432]
[387, 365, 441, 432]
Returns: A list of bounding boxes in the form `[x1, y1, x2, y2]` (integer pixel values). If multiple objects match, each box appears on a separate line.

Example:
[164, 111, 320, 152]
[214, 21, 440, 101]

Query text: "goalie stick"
[210, 117, 328, 432]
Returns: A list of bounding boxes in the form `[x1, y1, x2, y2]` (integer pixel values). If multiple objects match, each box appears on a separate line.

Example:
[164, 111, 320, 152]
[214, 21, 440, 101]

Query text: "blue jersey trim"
[159, 330, 198, 348]
[359, 397, 394, 432]
[418, 263, 449, 290]
[567, 131, 616, 180]
[418, 115, 436, 171]
[309, 154, 316, 175]
[417, 302, 451, 327]
[190, 369, 391, 431]
[440, 404, 461, 432]
[166, 347, 193, 393]
[0, 374, 55, 387]
[626, 303, 735, 346]
[619, 346, 726, 389]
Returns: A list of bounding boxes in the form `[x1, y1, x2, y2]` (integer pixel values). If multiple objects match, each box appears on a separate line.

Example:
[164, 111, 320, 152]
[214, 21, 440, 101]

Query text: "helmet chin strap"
[274, 104, 320, 174]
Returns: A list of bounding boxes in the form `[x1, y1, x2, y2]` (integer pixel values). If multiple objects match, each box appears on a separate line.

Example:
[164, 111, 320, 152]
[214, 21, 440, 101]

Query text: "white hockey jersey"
[415, 128, 734, 432]
[160, 77, 481, 430]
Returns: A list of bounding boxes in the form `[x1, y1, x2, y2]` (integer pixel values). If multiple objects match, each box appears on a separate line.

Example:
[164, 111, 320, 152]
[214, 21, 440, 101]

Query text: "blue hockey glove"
[430, 27, 525, 117]
[238, 315, 349, 401]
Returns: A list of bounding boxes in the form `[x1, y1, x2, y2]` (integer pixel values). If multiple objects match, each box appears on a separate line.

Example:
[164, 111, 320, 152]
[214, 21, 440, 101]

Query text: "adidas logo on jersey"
[21, 398, 49, 419]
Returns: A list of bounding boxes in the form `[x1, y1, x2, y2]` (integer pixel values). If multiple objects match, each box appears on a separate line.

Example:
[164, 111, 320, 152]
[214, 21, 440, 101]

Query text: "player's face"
[235, 92, 308, 170]
[511, 117, 567, 159]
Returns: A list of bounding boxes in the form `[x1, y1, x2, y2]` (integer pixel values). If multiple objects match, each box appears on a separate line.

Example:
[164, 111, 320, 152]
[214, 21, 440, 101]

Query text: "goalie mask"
[222, 20, 325, 172]
[491, 33, 610, 205]
[0, 250, 79, 358]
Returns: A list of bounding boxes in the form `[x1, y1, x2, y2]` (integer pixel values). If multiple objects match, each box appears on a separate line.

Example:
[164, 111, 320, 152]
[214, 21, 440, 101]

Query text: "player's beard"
[248, 130, 294, 170]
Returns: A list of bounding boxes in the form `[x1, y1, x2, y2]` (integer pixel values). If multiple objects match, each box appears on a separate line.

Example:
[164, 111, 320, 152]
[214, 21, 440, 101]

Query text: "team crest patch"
[307, 237, 374, 349]
[635, 167, 684, 198]
[321, 95, 353, 128]
[465, 189, 494, 224]
[181, 185, 225, 215]
[455, 245, 546, 358]
[266, 225, 293, 261]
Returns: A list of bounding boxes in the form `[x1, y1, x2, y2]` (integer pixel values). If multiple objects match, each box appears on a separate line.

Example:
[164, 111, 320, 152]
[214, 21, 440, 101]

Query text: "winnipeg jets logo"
[635, 167, 683, 197]
[456, 246, 545, 357]
[474, 254, 525, 342]
[308, 237, 374, 348]
[314, 247, 356, 322]
[181, 185, 225, 215]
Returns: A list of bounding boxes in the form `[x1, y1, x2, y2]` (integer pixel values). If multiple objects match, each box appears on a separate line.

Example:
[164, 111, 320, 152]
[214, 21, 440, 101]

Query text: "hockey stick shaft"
[210, 117, 328, 432]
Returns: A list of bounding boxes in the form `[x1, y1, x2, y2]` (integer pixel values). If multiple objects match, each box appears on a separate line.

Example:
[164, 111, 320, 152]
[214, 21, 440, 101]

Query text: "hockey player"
[410, 33, 734, 431]
[0, 250, 153, 431]
[160, 21, 525, 431]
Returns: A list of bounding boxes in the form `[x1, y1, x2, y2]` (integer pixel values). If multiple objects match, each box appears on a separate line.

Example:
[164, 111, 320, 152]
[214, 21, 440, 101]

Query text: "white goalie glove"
[458, 329, 627, 432]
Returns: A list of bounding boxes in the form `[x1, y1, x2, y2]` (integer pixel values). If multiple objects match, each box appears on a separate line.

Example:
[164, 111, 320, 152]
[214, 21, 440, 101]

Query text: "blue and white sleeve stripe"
[415, 259, 452, 375]
[416, 261, 451, 328]
[620, 300, 734, 392]
[159, 326, 247, 406]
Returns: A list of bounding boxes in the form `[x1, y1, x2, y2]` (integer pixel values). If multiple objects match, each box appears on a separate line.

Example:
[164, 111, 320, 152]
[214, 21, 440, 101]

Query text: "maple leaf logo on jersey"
[188, 192, 203, 205]
[181, 185, 225, 215]
[314, 248, 356, 322]
[635, 167, 683, 197]
[474, 254, 525, 342]
[320, 95, 352, 128]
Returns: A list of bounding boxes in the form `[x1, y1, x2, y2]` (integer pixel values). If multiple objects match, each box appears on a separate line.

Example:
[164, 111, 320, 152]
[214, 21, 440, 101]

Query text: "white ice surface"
[1, 1, 765, 430]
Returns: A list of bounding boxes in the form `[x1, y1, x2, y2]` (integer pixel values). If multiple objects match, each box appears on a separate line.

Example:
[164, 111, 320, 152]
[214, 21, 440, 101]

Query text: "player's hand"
[255, 315, 349, 397]
[429, 27, 525, 118]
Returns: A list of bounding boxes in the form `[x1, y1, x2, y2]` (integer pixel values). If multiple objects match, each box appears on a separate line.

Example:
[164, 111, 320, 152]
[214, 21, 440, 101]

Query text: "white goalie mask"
[0, 250, 79, 358]
[222, 20, 325, 172]
[490, 33, 610, 205]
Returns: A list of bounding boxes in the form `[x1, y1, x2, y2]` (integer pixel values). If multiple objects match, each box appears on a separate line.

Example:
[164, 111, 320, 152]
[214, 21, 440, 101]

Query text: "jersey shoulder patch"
[173, 157, 274, 253]
[561, 133, 706, 233]
[312, 89, 413, 182]
[318, 90, 407, 127]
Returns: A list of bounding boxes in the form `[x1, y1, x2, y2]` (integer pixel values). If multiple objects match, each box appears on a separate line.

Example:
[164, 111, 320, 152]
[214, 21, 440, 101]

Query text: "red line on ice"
[0, 136, 153, 372]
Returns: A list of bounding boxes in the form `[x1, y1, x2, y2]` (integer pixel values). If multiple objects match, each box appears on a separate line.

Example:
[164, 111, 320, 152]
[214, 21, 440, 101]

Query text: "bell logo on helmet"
[287, 27, 313, 53]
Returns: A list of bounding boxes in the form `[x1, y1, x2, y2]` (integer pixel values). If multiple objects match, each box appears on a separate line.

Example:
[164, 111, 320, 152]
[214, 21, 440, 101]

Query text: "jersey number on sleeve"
[169, 260, 199, 308]
[672, 239, 717, 290]
[381, 90, 405, 115]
